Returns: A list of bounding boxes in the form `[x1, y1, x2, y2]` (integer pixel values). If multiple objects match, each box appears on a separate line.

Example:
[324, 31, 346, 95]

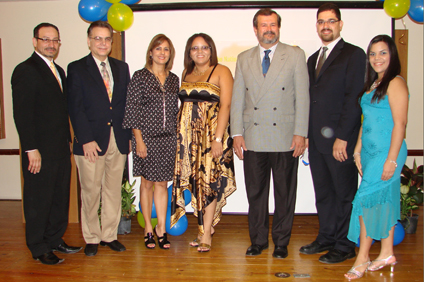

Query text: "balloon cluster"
[136, 184, 192, 236]
[78, 0, 140, 32]
[383, 0, 423, 23]
[355, 221, 405, 247]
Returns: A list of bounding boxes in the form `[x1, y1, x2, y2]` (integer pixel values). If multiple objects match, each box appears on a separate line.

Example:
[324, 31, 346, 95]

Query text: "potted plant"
[400, 159, 423, 234]
[118, 180, 137, 235]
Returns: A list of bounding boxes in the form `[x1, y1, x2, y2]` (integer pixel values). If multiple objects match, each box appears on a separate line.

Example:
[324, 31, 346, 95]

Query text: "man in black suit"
[12, 23, 82, 265]
[67, 21, 131, 256]
[299, 3, 366, 264]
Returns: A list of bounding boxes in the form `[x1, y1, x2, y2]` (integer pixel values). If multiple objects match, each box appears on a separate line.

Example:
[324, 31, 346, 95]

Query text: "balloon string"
[398, 18, 407, 45]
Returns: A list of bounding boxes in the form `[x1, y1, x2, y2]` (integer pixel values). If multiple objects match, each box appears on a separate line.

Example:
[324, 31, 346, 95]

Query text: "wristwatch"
[214, 137, 222, 142]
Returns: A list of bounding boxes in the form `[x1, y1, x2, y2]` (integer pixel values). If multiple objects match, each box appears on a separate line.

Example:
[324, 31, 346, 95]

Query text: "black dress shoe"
[246, 243, 268, 256]
[299, 241, 334, 255]
[53, 242, 83, 254]
[319, 249, 356, 264]
[33, 251, 64, 265]
[273, 246, 288, 259]
[84, 244, 98, 256]
[100, 240, 126, 252]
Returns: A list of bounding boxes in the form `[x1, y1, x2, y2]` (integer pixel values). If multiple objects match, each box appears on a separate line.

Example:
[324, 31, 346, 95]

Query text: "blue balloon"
[167, 184, 191, 207]
[138, 200, 157, 219]
[165, 209, 188, 236]
[78, 0, 111, 22]
[184, 189, 192, 206]
[408, 0, 423, 23]
[120, 0, 140, 4]
[393, 221, 405, 246]
[355, 238, 375, 248]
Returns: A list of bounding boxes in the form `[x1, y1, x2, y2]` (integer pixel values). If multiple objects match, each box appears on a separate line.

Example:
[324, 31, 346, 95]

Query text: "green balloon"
[384, 0, 411, 18]
[137, 211, 158, 229]
[107, 3, 134, 32]
[106, 0, 121, 3]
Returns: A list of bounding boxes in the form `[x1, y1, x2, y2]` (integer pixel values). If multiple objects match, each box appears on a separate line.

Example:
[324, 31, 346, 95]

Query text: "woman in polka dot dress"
[123, 34, 179, 249]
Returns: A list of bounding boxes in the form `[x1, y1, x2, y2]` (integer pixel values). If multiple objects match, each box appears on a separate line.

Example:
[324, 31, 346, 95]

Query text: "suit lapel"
[316, 39, 344, 81]
[85, 54, 110, 102]
[109, 58, 119, 103]
[256, 42, 287, 103]
[247, 46, 264, 87]
[31, 52, 63, 93]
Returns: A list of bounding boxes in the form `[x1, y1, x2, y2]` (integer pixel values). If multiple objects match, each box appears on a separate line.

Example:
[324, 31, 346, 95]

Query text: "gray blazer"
[231, 42, 310, 152]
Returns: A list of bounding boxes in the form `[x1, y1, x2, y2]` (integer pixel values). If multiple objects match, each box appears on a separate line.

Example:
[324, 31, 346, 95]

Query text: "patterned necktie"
[100, 62, 112, 101]
[50, 61, 62, 91]
[262, 50, 271, 76]
[315, 46, 328, 77]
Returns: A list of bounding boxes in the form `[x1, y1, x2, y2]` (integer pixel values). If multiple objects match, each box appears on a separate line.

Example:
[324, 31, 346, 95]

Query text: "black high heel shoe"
[154, 226, 170, 249]
[144, 232, 156, 249]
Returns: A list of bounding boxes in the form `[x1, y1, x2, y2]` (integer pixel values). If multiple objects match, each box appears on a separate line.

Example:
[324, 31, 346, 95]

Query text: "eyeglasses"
[316, 19, 340, 26]
[35, 37, 61, 44]
[190, 46, 211, 52]
[89, 36, 113, 43]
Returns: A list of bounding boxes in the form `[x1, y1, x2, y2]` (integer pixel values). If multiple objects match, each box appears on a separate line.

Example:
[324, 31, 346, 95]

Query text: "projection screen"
[124, 2, 393, 214]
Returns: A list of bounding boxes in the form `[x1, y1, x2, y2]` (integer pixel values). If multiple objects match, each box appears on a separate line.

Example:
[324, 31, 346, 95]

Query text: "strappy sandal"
[368, 255, 397, 272]
[189, 232, 215, 247]
[197, 243, 211, 253]
[154, 226, 170, 249]
[344, 261, 371, 280]
[144, 232, 156, 249]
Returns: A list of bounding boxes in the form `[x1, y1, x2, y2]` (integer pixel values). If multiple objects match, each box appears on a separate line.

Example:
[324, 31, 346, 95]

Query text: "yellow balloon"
[106, 0, 121, 3]
[384, 0, 411, 18]
[107, 3, 134, 32]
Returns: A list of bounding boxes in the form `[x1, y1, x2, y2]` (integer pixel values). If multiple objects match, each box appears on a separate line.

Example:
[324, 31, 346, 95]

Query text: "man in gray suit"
[231, 8, 309, 259]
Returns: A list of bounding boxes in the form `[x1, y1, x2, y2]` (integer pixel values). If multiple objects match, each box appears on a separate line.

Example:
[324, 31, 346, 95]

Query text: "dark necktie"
[262, 50, 271, 76]
[315, 46, 328, 77]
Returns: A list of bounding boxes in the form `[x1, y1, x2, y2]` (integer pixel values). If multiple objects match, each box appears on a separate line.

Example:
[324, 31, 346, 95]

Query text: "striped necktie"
[315, 46, 328, 77]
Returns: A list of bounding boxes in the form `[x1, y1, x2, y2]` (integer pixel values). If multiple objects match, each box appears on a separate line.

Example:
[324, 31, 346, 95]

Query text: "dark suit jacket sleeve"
[11, 64, 38, 151]
[335, 48, 366, 141]
[67, 62, 95, 145]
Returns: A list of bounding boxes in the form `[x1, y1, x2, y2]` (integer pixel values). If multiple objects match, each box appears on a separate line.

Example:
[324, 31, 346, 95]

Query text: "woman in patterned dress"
[171, 33, 236, 252]
[123, 34, 179, 249]
[344, 35, 408, 280]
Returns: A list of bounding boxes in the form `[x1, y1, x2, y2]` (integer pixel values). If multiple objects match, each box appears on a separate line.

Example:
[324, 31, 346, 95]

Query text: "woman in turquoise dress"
[171, 33, 236, 252]
[345, 35, 408, 280]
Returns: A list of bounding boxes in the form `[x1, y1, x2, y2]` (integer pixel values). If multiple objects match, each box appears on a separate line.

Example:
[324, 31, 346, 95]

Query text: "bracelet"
[353, 152, 360, 158]
[387, 158, 398, 167]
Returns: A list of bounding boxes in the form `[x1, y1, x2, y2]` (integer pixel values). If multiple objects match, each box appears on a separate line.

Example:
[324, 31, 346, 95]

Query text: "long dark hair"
[183, 33, 218, 75]
[359, 34, 401, 103]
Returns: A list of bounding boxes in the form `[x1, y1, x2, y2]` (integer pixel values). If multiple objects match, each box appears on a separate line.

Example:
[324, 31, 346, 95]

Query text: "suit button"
[254, 107, 258, 110]
[314, 85, 318, 88]
[282, 87, 285, 91]
[273, 107, 277, 111]
[273, 123, 276, 126]
[110, 106, 112, 110]
[246, 88, 248, 91]
[254, 123, 258, 126]
[107, 122, 111, 125]
[312, 100, 317, 103]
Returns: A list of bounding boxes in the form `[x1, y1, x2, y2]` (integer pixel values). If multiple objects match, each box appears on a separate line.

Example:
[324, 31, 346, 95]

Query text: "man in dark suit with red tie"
[67, 21, 131, 256]
[12, 23, 82, 265]
[300, 3, 366, 264]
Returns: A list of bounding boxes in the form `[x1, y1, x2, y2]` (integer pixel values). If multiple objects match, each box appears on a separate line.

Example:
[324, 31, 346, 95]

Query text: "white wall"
[0, 0, 422, 200]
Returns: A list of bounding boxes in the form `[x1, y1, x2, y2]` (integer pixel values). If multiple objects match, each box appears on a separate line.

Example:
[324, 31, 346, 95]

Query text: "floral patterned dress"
[170, 66, 236, 235]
